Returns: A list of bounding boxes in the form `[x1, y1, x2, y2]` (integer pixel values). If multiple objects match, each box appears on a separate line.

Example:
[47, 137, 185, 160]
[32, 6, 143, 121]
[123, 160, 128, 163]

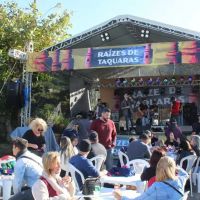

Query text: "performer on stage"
[170, 96, 182, 125]
[149, 99, 159, 125]
[138, 99, 150, 131]
[121, 93, 134, 132]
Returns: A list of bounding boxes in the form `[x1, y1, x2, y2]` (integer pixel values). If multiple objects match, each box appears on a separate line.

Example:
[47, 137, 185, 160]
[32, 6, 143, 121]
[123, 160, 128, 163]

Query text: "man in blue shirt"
[10, 138, 43, 200]
[70, 139, 100, 190]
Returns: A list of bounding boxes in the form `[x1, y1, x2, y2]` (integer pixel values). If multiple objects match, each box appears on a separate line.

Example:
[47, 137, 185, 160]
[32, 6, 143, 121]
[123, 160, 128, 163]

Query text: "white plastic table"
[100, 174, 141, 186]
[76, 187, 141, 200]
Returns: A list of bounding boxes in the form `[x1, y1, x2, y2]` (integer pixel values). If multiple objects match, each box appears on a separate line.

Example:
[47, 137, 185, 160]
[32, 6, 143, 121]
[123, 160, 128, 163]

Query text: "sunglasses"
[37, 129, 44, 132]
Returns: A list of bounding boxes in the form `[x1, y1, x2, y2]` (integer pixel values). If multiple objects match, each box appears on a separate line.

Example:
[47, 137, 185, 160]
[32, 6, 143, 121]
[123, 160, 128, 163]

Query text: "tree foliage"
[0, 1, 72, 135]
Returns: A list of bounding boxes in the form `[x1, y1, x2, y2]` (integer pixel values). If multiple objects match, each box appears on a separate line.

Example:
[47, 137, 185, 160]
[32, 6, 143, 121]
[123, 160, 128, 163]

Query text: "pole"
[20, 41, 33, 126]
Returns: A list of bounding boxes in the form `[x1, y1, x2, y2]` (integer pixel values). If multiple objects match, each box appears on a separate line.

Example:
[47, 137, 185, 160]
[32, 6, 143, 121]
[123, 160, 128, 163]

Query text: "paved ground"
[188, 186, 200, 200]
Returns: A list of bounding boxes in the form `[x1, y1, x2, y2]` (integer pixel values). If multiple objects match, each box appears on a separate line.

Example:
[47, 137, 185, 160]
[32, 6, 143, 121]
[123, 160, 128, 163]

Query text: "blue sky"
[2, 0, 200, 36]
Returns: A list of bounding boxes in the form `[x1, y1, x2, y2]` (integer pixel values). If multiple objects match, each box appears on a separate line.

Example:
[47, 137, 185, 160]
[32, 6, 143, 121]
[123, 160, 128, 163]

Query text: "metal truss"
[21, 66, 32, 126]
[99, 79, 200, 88]
[44, 15, 200, 52]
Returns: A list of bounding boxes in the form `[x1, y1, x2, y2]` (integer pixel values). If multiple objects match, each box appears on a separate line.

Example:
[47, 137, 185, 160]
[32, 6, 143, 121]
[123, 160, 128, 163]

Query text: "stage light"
[163, 77, 168, 85]
[122, 78, 128, 87]
[180, 76, 184, 83]
[141, 29, 150, 38]
[171, 77, 176, 84]
[188, 76, 193, 83]
[139, 78, 144, 85]
[147, 77, 153, 85]
[100, 32, 110, 41]
[156, 77, 161, 85]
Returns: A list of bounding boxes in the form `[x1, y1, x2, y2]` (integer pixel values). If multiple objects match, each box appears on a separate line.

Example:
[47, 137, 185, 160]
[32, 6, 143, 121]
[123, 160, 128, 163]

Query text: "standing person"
[10, 138, 43, 200]
[149, 99, 159, 126]
[32, 152, 75, 200]
[121, 93, 134, 133]
[90, 108, 117, 170]
[75, 112, 92, 140]
[138, 99, 150, 131]
[165, 118, 182, 141]
[95, 98, 105, 118]
[22, 118, 47, 156]
[59, 136, 75, 177]
[170, 96, 182, 125]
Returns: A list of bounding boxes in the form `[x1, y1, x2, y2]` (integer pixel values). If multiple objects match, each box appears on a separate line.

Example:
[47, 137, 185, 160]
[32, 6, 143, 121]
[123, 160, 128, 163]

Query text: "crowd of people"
[6, 95, 200, 200]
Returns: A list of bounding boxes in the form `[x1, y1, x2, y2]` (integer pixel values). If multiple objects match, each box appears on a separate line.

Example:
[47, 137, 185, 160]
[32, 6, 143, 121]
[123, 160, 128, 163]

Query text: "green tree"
[0, 1, 71, 139]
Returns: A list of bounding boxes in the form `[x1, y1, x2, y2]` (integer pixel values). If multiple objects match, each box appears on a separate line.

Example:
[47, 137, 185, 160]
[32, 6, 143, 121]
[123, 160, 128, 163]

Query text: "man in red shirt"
[170, 96, 182, 125]
[90, 108, 117, 170]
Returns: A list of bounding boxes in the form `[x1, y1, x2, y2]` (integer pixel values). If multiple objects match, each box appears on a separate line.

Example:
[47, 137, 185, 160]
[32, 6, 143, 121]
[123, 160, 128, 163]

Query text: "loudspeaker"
[6, 81, 25, 108]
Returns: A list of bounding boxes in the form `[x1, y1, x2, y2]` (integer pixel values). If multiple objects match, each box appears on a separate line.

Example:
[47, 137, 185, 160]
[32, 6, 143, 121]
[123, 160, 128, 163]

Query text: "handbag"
[82, 177, 101, 195]
[108, 166, 135, 177]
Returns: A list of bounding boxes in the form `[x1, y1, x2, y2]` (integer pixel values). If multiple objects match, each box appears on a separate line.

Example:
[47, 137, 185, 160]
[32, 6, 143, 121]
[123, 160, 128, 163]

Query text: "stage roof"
[44, 15, 200, 51]
[43, 15, 200, 79]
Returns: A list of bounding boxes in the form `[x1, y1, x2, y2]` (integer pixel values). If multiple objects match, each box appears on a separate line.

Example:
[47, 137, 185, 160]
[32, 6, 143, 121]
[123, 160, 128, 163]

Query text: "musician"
[170, 96, 182, 125]
[121, 93, 134, 132]
[138, 99, 150, 130]
[149, 99, 159, 125]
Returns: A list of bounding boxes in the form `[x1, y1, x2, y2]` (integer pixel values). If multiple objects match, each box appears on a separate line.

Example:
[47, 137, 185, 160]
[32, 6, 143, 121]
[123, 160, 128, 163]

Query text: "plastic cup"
[93, 185, 101, 195]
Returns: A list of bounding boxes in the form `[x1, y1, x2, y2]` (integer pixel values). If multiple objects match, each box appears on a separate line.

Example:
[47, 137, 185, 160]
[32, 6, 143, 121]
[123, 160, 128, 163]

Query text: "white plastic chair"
[183, 191, 190, 200]
[68, 163, 85, 192]
[127, 159, 150, 174]
[192, 156, 200, 193]
[180, 155, 197, 197]
[89, 155, 106, 171]
[118, 150, 129, 167]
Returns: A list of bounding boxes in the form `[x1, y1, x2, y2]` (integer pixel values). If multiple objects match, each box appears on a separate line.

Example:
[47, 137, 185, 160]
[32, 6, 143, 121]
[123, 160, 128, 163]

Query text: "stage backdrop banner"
[26, 40, 200, 72]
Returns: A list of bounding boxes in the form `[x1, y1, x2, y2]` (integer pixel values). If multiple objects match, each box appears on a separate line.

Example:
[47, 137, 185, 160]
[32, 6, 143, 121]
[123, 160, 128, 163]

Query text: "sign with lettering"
[91, 46, 145, 67]
[27, 40, 200, 72]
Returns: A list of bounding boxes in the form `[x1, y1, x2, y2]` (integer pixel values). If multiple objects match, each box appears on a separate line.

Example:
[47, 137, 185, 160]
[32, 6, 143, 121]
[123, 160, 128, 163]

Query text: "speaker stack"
[6, 81, 25, 108]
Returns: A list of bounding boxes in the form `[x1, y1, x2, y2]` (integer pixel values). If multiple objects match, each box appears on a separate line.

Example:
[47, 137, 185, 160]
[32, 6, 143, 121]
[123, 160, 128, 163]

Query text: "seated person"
[70, 135, 79, 155]
[114, 156, 189, 200]
[59, 136, 75, 177]
[10, 138, 43, 200]
[127, 133, 151, 160]
[69, 139, 106, 190]
[87, 130, 107, 159]
[32, 152, 75, 200]
[141, 148, 166, 187]
[164, 132, 179, 148]
[151, 132, 159, 146]
[62, 120, 79, 139]
[176, 139, 196, 170]
[22, 118, 47, 156]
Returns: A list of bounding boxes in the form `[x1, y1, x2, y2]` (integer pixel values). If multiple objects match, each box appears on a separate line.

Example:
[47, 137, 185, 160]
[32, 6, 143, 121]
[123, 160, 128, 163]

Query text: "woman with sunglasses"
[23, 118, 47, 156]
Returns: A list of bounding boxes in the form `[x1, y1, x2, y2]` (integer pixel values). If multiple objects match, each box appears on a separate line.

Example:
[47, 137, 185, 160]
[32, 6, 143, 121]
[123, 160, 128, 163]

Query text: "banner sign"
[27, 41, 200, 72]
[91, 46, 145, 67]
